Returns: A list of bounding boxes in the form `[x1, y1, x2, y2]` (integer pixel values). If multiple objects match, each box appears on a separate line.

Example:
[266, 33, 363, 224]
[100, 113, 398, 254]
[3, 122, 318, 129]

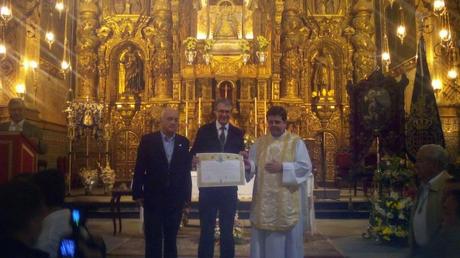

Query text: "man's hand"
[192, 156, 199, 170]
[135, 198, 144, 207]
[239, 151, 251, 171]
[265, 160, 283, 174]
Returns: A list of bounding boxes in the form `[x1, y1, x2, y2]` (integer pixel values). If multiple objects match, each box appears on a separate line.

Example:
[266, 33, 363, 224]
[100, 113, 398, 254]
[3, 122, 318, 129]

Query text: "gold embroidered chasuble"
[251, 131, 301, 231]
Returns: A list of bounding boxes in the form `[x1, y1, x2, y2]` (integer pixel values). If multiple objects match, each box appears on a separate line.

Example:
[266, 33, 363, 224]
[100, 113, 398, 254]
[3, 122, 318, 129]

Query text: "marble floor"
[87, 218, 410, 258]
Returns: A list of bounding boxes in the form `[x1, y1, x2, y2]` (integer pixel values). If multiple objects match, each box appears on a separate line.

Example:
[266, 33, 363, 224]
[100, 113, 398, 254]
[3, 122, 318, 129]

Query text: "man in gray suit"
[410, 144, 451, 256]
[0, 98, 47, 154]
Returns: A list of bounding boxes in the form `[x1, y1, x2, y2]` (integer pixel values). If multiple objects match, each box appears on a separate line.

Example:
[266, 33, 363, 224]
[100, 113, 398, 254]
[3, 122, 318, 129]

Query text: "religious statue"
[119, 46, 145, 94]
[213, 1, 239, 40]
[311, 48, 335, 95]
[314, 0, 337, 14]
[113, 0, 143, 14]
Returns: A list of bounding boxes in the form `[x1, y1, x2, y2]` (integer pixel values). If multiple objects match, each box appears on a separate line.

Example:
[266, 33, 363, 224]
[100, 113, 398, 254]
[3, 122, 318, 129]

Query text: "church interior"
[1, 0, 460, 257]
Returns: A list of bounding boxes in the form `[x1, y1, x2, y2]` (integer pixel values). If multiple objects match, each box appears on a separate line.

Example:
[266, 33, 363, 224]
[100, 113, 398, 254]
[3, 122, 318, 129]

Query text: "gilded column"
[152, 0, 173, 99]
[280, 9, 307, 99]
[76, 0, 100, 100]
[350, 0, 376, 82]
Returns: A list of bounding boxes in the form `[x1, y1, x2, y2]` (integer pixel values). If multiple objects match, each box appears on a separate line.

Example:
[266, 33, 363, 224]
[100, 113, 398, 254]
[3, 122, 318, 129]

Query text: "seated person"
[33, 169, 73, 258]
[0, 179, 49, 258]
[0, 98, 47, 154]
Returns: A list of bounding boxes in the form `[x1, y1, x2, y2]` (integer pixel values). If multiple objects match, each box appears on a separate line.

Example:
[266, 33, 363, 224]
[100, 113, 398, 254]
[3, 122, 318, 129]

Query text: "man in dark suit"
[132, 107, 192, 258]
[191, 99, 245, 258]
[0, 98, 47, 154]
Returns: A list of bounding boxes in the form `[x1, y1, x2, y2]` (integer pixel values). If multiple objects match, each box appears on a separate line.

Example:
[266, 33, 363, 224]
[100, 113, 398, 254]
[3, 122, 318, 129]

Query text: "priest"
[242, 105, 312, 258]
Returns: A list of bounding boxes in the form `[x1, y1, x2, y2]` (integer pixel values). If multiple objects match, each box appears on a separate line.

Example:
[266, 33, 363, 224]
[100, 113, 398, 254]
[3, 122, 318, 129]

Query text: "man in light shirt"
[410, 144, 452, 256]
[0, 98, 47, 154]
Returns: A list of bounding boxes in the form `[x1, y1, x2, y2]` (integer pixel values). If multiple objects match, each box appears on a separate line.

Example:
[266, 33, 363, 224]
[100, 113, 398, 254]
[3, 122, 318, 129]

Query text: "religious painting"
[347, 70, 408, 164]
[304, 0, 348, 16]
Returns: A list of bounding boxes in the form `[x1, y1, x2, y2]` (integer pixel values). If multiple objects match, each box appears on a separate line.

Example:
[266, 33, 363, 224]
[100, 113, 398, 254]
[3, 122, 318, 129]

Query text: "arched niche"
[305, 39, 346, 103]
[108, 42, 147, 103]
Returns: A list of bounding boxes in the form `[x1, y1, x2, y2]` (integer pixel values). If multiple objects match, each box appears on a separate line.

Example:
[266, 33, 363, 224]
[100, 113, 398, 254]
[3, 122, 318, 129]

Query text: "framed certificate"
[197, 153, 245, 187]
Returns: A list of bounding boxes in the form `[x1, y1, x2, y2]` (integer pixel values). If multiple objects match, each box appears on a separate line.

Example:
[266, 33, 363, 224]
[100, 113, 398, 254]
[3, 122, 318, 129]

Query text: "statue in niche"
[312, 0, 340, 14]
[213, 1, 239, 40]
[218, 81, 233, 100]
[119, 46, 145, 94]
[311, 47, 335, 95]
[113, 0, 142, 14]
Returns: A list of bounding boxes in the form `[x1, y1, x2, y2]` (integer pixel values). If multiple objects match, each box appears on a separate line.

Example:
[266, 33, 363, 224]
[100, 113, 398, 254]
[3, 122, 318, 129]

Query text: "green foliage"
[183, 37, 197, 51]
[256, 36, 270, 51]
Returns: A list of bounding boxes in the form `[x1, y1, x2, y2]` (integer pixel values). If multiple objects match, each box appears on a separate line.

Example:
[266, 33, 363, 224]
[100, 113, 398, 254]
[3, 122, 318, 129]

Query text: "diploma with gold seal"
[196, 153, 245, 187]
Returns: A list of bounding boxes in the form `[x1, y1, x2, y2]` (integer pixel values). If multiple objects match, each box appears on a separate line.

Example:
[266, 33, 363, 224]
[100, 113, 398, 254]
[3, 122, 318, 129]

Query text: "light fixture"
[55, 1, 65, 16]
[396, 25, 406, 44]
[15, 83, 25, 94]
[439, 28, 450, 41]
[432, 79, 442, 91]
[29, 60, 38, 70]
[382, 52, 390, 62]
[0, 5, 12, 23]
[447, 68, 458, 79]
[0, 43, 5, 55]
[61, 60, 71, 71]
[45, 31, 55, 48]
[396, 6, 406, 44]
[433, 0, 446, 16]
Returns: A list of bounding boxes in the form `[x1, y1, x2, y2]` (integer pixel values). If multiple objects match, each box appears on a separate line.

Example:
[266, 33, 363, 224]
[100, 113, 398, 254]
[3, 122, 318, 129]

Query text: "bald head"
[8, 98, 25, 123]
[415, 144, 448, 183]
[160, 107, 179, 137]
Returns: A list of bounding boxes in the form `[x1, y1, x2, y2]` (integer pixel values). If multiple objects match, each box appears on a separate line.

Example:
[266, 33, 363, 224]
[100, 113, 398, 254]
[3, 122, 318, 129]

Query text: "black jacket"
[132, 132, 192, 208]
[190, 122, 244, 156]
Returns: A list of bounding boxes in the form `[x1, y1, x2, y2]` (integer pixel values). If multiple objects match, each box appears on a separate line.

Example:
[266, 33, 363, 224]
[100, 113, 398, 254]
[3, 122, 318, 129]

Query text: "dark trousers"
[144, 203, 183, 258]
[198, 187, 237, 258]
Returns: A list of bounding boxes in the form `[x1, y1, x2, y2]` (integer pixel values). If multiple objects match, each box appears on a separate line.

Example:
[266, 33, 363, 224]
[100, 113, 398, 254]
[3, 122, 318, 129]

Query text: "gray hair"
[418, 144, 449, 171]
[213, 98, 232, 110]
[8, 98, 25, 108]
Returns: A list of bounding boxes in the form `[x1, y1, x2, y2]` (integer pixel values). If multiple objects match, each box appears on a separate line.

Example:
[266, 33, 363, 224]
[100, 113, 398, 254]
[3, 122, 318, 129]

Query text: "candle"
[185, 101, 188, 137]
[254, 97, 257, 137]
[198, 97, 202, 126]
[264, 100, 267, 134]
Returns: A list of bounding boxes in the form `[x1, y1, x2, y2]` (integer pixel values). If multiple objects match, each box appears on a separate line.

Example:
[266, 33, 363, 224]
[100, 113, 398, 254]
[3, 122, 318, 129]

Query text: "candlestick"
[254, 97, 257, 137]
[198, 97, 202, 126]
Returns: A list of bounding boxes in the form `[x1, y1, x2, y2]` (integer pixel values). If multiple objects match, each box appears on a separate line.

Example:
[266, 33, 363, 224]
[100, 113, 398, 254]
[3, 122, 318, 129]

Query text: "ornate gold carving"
[280, 10, 308, 99]
[350, 0, 376, 82]
[76, 0, 100, 100]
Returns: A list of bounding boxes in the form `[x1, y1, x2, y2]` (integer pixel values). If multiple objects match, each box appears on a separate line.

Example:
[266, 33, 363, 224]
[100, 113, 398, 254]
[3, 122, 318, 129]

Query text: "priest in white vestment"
[242, 106, 313, 258]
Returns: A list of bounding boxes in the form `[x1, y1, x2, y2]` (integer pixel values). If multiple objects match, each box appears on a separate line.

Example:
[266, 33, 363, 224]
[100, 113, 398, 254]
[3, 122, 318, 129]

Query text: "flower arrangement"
[203, 39, 215, 53]
[183, 36, 197, 51]
[240, 39, 250, 53]
[368, 191, 413, 244]
[364, 156, 416, 245]
[256, 36, 270, 51]
[374, 156, 415, 190]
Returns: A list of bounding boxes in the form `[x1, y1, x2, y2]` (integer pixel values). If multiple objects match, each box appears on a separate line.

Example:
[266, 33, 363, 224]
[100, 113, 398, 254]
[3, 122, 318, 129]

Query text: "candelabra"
[64, 94, 104, 194]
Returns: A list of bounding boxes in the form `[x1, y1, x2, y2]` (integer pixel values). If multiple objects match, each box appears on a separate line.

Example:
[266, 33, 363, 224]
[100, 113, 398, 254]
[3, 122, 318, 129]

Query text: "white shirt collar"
[215, 121, 229, 131]
[160, 131, 175, 141]
[9, 119, 25, 132]
[428, 171, 445, 185]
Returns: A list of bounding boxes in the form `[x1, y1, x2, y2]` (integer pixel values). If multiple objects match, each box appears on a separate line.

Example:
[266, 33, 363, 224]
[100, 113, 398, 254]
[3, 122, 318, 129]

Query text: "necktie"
[219, 126, 226, 152]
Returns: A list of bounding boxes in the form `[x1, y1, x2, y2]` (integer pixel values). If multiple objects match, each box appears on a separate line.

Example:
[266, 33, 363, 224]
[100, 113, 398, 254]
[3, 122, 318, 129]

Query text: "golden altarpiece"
[70, 0, 378, 185]
[54, 0, 456, 186]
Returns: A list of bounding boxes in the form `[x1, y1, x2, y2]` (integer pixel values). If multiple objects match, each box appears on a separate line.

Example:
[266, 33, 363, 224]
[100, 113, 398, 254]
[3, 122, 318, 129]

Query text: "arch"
[107, 41, 147, 103]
